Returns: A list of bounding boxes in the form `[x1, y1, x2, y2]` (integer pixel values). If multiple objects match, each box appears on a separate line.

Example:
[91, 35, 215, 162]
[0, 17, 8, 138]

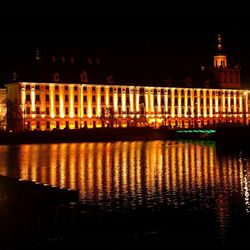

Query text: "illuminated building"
[4, 81, 249, 131]
[3, 36, 249, 131]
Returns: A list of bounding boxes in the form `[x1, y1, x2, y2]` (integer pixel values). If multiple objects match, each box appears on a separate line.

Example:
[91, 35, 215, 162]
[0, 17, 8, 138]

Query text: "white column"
[197, 89, 201, 117]
[145, 88, 149, 114]
[59, 85, 65, 118]
[96, 86, 101, 117]
[178, 89, 182, 117]
[209, 90, 213, 118]
[129, 87, 135, 114]
[121, 87, 126, 114]
[49, 84, 55, 118]
[190, 89, 194, 117]
[113, 87, 118, 114]
[228, 91, 231, 114]
[105, 86, 109, 107]
[87, 86, 92, 118]
[171, 88, 175, 118]
[80, 85, 83, 118]
[31, 84, 36, 117]
[203, 90, 207, 118]
[69, 85, 74, 118]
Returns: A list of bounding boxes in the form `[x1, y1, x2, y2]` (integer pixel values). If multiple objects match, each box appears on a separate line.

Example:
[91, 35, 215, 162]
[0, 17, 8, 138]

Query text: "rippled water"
[1, 140, 250, 246]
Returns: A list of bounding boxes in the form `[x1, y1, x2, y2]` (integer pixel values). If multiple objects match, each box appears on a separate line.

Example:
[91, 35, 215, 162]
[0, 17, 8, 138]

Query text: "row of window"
[23, 84, 244, 96]
[25, 94, 245, 107]
[25, 106, 243, 116]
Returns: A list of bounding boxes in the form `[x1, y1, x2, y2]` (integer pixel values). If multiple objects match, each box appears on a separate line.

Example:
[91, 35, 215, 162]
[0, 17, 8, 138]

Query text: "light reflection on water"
[0, 140, 250, 241]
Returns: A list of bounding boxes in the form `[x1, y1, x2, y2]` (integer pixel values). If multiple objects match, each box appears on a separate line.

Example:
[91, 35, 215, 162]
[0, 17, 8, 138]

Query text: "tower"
[213, 34, 227, 68]
[212, 34, 241, 89]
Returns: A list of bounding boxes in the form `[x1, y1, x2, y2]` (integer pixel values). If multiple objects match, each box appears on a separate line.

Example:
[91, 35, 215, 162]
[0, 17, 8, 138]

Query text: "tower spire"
[217, 34, 223, 51]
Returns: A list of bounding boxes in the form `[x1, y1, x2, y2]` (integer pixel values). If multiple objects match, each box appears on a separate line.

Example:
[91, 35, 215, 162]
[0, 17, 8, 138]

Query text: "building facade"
[5, 82, 249, 131]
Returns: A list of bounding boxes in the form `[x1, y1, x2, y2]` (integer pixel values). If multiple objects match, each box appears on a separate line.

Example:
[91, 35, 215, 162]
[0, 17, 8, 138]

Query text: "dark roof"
[1, 49, 221, 88]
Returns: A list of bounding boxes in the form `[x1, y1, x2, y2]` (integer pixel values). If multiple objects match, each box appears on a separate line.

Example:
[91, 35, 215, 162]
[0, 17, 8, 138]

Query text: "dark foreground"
[1, 176, 249, 249]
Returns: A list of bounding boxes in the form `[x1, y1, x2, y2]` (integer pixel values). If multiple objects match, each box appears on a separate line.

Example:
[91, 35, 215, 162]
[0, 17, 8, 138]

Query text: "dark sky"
[1, 1, 250, 84]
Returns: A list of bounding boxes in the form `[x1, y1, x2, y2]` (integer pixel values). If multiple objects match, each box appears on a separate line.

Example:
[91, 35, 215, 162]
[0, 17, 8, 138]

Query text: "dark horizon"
[1, 1, 250, 85]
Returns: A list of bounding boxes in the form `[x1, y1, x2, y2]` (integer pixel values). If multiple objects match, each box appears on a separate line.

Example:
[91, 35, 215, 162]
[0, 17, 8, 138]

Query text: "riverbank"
[0, 125, 249, 145]
[0, 175, 79, 248]
[0, 127, 176, 144]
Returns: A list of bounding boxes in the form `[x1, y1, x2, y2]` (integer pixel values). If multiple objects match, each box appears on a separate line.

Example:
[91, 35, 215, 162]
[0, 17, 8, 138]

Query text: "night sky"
[1, 1, 250, 85]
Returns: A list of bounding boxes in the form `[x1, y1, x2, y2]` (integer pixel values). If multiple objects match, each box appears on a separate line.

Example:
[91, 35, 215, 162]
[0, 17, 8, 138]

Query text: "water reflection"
[1, 140, 250, 241]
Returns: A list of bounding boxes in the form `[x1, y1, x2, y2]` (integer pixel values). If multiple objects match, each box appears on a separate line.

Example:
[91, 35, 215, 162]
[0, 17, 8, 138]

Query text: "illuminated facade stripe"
[5, 82, 250, 131]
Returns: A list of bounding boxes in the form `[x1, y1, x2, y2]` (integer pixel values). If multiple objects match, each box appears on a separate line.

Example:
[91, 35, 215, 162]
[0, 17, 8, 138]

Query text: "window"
[26, 107, 30, 114]
[36, 107, 40, 114]
[56, 108, 59, 114]
[83, 96, 87, 102]
[92, 87, 96, 91]
[75, 121, 79, 129]
[26, 95, 30, 101]
[65, 86, 68, 91]
[74, 86, 78, 91]
[101, 87, 104, 93]
[65, 107, 69, 115]
[55, 95, 59, 102]
[83, 87, 87, 91]
[92, 96, 96, 102]
[46, 85, 49, 90]
[118, 96, 121, 104]
[46, 121, 50, 129]
[35, 85, 40, 90]
[110, 96, 113, 103]
[74, 95, 78, 102]
[84, 107, 87, 114]
[26, 85, 30, 90]
[65, 95, 68, 102]
[75, 108, 78, 115]
[93, 108, 96, 115]
[35, 95, 40, 102]
[46, 107, 49, 114]
[46, 94, 49, 102]
[55, 86, 59, 90]
[101, 96, 104, 103]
